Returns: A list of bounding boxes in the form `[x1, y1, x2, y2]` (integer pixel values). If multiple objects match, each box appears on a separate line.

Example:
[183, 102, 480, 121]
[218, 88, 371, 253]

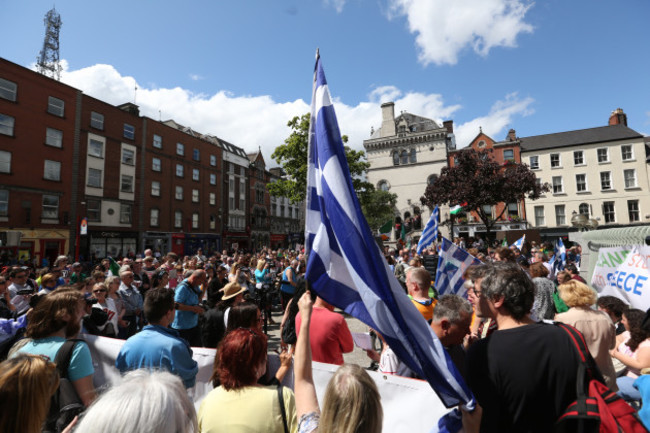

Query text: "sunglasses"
[93, 289, 107, 294]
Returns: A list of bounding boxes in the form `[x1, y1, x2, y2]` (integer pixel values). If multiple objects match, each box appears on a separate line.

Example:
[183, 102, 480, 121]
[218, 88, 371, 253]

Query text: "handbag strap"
[53, 339, 84, 379]
[555, 322, 606, 384]
[277, 383, 289, 433]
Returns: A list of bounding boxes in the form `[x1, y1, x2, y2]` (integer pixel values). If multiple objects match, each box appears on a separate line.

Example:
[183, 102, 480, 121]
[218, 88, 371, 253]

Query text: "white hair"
[74, 370, 197, 433]
[118, 265, 132, 277]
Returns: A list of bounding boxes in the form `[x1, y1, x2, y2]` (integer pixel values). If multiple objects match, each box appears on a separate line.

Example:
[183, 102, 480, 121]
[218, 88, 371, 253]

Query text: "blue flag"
[304, 53, 474, 410]
[435, 237, 482, 298]
[553, 238, 567, 271]
[417, 206, 439, 254]
[511, 234, 526, 251]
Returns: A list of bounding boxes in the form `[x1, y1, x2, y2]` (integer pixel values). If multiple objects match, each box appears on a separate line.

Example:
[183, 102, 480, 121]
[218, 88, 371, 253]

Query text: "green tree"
[268, 113, 396, 231]
[420, 148, 549, 239]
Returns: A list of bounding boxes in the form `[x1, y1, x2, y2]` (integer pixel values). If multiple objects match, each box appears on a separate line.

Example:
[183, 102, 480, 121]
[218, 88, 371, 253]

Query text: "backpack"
[43, 339, 86, 433]
[555, 322, 649, 433]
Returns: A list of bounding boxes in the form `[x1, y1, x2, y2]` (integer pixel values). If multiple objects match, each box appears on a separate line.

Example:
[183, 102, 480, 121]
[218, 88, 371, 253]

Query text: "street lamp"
[571, 211, 598, 231]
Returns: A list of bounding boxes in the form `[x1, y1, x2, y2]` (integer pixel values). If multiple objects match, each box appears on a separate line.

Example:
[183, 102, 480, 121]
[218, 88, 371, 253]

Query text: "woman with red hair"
[199, 328, 297, 432]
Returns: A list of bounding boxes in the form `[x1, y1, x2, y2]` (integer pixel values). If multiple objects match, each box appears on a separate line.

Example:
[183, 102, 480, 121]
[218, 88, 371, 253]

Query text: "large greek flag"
[417, 206, 439, 254]
[435, 237, 481, 298]
[305, 53, 473, 410]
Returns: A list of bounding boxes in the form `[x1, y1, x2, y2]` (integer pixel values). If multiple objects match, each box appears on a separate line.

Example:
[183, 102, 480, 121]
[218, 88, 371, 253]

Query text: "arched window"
[410, 148, 417, 163]
[378, 180, 390, 191]
[393, 151, 400, 165]
[579, 203, 590, 217]
[427, 174, 438, 186]
[404, 211, 411, 220]
[400, 150, 408, 164]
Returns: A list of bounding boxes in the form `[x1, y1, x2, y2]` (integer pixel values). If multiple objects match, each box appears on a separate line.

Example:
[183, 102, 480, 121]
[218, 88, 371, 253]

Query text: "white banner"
[591, 246, 632, 294]
[591, 245, 650, 310]
[84, 335, 451, 433]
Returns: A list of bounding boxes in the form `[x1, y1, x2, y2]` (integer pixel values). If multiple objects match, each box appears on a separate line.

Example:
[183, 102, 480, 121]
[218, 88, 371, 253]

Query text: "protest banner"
[592, 245, 650, 310]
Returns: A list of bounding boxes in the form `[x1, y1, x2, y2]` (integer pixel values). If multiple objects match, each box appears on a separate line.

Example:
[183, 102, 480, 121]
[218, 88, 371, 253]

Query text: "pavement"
[265, 306, 375, 368]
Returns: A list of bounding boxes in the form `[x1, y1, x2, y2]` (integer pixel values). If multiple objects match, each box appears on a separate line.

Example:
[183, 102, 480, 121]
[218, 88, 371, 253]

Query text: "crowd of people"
[0, 239, 649, 433]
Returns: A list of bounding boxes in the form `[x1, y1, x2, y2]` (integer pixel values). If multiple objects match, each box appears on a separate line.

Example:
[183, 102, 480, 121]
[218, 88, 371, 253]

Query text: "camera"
[17, 288, 35, 296]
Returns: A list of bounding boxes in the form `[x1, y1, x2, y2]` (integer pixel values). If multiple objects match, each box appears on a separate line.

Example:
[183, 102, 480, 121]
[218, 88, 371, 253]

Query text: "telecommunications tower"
[36, 7, 62, 81]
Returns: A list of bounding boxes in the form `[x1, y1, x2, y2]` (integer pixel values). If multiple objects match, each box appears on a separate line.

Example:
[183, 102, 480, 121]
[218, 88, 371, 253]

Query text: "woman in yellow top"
[198, 328, 298, 432]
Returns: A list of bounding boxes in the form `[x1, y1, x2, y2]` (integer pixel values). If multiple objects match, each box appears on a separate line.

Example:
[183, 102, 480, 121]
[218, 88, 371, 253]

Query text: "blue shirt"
[115, 324, 198, 388]
[171, 279, 200, 330]
[255, 268, 270, 284]
[18, 336, 94, 381]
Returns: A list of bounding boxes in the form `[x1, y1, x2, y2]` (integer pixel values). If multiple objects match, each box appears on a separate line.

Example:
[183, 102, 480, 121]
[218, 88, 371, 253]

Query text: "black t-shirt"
[466, 322, 580, 433]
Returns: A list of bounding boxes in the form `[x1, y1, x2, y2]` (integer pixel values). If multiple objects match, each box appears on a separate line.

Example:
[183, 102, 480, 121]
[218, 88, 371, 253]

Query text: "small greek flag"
[417, 206, 439, 254]
[511, 234, 526, 251]
[435, 237, 481, 298]
[304, 53, 474, 411]
[552, 238, 567, 271]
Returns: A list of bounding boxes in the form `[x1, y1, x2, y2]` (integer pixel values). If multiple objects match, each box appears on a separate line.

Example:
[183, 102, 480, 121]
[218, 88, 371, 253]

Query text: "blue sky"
[2, 0, 649, 165]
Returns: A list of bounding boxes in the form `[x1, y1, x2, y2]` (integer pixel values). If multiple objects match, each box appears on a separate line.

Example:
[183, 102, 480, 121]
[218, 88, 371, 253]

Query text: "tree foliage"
[420, 148, 549, 236]
[359, 189, 398, 232]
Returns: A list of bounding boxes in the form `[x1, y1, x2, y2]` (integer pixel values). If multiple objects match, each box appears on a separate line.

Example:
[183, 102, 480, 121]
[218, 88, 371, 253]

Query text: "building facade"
[521, 109, 650, 237]
[363, 102, 455, 244]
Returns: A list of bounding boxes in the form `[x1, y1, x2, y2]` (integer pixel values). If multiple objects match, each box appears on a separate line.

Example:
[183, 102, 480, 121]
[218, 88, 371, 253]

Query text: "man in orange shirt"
[406, 267, 436, 322]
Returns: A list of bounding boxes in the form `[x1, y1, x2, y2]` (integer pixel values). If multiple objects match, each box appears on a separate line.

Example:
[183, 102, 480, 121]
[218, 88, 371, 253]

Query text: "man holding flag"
[304, 51, 476, 431]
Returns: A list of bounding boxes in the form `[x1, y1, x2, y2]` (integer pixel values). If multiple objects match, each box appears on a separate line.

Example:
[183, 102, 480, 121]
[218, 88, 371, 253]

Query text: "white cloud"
[57, 61, 533, 166]
[388, 0, 534, 65]
[189, 74, 204, 81]
[324, 0, 347, 13]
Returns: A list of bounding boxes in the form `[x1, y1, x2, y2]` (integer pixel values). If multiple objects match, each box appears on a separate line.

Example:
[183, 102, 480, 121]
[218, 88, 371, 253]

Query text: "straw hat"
[221, 282, 247, 300]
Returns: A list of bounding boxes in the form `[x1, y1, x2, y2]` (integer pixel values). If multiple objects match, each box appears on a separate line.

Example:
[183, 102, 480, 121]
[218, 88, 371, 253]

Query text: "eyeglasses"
[471, 287, 483, 297]
[15, 275, 27, 279]
[93, 289, 107, 294]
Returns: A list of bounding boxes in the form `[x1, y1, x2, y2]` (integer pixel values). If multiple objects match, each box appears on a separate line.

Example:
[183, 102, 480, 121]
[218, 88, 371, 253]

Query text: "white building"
[521, 109, 650, 237]
[363, 102, 455, 243]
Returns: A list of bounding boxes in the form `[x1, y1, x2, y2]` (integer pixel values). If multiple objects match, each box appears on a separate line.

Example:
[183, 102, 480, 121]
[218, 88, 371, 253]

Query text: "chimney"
[380, 102, 396, 137]
[507, 129, 516, 141]
[443, 120, 454, 134]
[608, 108, 627, 126]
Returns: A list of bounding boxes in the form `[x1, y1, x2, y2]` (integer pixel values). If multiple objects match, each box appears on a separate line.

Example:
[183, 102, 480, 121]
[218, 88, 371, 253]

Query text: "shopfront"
[88, 231, 138, 261]
[270, 233, 287, 249]
[184, 233, 221, 257]
[142, 232, 172, 257]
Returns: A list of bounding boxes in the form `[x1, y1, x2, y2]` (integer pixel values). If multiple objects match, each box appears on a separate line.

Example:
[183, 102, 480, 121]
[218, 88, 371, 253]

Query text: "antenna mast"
[37, 7, 63, 81]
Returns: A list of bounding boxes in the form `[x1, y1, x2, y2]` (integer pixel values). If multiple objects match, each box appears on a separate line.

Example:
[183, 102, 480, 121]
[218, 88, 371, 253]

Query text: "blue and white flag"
[511, 234, 526, 251]
[305, 53, 474, 410]
[553, 238, 567, 271]
[417, 206, 439, 254]
[435, 237, 481, 298]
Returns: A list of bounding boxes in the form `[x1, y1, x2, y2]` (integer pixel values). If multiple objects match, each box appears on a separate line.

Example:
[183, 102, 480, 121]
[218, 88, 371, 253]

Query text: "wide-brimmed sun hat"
[221, 282, 247, 300]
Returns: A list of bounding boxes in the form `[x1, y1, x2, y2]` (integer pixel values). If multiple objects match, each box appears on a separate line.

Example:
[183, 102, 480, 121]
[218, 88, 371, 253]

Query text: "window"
[87, 168, 102, 188]
[552, 176, 563, 194]
[209, 192, 216, 205]
[42, 195, 59, 219]
[550, 154, 560, 168]
[0, 78, 17, 101]
[409, 148, 417, 163]
[0, 114, 14, 136]
[624, 169, 637, 188]
[192, 169, 199, 181]
[555, 205, 566, 225]
[392, 152, 399, 165]
[507, 202, 518, 217]
[44, 160, 61, 181]
[597, 148, 609, 163]
[121, 175, 134, 193]
[89, 139, 103, 157]
[192, 213, 199, 229]
[193, 149, 200, 161]
[123, 124, 135, 140]
[151, 181, 160, 196]
[576, 174, 587, 192]
[153, 134, 162, 149]
[192, 189, 199, 203]
[579, 203, 590, 217]
[229, 196, 235, 209]
[210, 174, 216, 185]
[90, 112, 104, 130]
[603, 202, 615, 223]
[427, 174, 438, 186]
[600, 172, 612, 190]
[628, 200, 640, 222]
[482, 205, 492, 217]
[152, 157, 161, 171]
[0, 190, 8, 216]
[574, 150, 584, 165]
[47, 96, 64, 117]
[240, 166, 245, 176]
[176, 164, 184, 177]
[175, 186, 183, 200]
[45, 128, 63, 147]
[529, 156, 539, 170]
[87, 199, 101, 222]
[174, 211, 183, 228]
[621, 145, 633, 161]
[150, 208, 159, 226]
[176, 143, 184, 156]
[210, 215, 216, 230]
[503, 149, 514, 161]
[210, 155, 217, 166]
[229, 178, 234, 192]
[122, 148, 135, 165]
[0, 150, 11, 173]
[378, 180, 389, 191]
[534, 206, 545, 226]
[400, 150, 408, 165]
[120, 204, 132, 224]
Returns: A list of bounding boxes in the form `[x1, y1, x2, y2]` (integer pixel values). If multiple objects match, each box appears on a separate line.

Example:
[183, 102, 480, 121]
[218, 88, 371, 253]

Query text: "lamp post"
[571, 211, 598, 231]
